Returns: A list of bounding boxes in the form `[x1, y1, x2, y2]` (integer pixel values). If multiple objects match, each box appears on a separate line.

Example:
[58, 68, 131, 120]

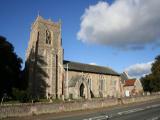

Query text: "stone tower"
[26, 16, 64, 99]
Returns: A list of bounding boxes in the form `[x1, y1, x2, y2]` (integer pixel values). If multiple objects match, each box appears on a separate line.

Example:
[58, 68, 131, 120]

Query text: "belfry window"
[46, 30, 51, 44]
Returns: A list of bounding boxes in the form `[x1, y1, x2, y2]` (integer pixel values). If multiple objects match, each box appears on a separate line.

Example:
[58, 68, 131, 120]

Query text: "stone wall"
[66, 70, 121, 99]
[122, 95, 160, 104]
[1, 95, 160, 119]
[26, 16, 63, 99]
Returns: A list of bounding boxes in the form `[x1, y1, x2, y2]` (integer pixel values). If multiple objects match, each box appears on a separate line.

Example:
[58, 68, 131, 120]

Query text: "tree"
[141, 74, 153, 92]
[151, 55, 160, 75]
[141, 55, 160, 92]
[0, 36, 22, 99]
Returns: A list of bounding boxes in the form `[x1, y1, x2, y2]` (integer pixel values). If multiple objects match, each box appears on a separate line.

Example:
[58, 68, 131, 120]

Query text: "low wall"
[0, 95, 160, 119]
[122, 95, 160, 104]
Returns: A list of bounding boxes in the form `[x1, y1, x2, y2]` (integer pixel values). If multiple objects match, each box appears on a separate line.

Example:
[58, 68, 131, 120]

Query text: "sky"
[0, 0, 160, 79]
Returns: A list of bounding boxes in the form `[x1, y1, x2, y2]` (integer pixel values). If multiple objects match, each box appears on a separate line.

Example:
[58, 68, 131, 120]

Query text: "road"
[3, 99, 160, 120]
[51, 100, 160, 120]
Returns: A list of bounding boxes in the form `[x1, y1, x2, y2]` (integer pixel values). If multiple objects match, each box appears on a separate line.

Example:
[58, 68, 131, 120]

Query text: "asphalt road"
[51, 100, 160, 120]
[82, 105, 160, 120]
[3, 99, 160, 120]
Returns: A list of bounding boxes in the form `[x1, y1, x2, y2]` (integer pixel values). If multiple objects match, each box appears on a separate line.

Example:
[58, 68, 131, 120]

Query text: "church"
[25, 16, 122, 100]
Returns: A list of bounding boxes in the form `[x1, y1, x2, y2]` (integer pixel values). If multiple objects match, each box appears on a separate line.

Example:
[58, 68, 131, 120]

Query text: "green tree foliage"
[151, 56, 160, 75]
[12, 88, 30, 102]
[0, 36, 22, 99]
[141, 55, 160, 92]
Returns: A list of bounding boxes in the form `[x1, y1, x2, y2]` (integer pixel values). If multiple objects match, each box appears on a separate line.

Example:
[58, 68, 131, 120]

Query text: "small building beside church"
[121, 72, 143, 97]
[25, 16, 122, 100]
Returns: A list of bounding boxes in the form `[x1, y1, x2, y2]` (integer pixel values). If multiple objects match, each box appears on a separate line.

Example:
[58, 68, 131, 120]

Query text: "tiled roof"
[124, 79, 136, 86]
[63, 60, 120, 76]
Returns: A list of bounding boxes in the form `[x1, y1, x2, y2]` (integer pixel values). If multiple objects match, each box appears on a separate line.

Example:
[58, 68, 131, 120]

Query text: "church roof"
[63, 60, 120, 76]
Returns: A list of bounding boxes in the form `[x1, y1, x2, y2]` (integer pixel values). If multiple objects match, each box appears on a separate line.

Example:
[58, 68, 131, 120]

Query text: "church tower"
[25, 16, 63, 99]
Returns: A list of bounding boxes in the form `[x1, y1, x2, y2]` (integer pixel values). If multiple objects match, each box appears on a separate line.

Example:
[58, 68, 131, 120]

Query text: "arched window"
[99, 75, 104, 91]
[88, 77, 92, 90]
[80, 83, 85, 97]
[46, 30, 51, 44]
[100, 79, 104, 91]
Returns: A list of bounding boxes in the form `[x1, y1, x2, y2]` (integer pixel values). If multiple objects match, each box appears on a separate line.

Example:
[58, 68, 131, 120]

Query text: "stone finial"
[36, 11, 44, 21]
[38, 11, 40, 17]
[58, 19, 61, 26]
[48, 18, 52, 22]
[36, 15, 43, 21]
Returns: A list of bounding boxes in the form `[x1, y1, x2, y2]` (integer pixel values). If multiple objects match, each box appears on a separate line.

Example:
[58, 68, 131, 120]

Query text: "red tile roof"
[124, 79, 136, 86]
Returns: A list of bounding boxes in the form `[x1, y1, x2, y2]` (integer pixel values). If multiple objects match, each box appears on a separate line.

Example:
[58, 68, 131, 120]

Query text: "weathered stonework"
[26, 16, 63, 99]
[64, 70, 121, 99]
[26, 16, 122, 100]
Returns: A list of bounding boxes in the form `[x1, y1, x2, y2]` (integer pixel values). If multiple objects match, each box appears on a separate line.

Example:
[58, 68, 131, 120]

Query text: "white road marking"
[118, 104, 160, 116]
[117, 108, 144, 115]
[151, 117, 159, 120]
[83, 115, 109, 120]
[82, 103, 160, 120]
[146, 116, 160, 120]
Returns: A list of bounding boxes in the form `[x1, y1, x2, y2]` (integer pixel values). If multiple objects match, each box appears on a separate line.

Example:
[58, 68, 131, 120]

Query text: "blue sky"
[0, 0, 160, 78]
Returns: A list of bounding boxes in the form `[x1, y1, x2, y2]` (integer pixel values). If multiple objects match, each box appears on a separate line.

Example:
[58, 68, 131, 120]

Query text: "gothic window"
[80, 83, 85, 97]
[111, 80, 116, 86]
[46, 30, 51, 44]
[88, 77, 92, 90]
[99, 79, 104, 91]
[99, 75, 105, 91]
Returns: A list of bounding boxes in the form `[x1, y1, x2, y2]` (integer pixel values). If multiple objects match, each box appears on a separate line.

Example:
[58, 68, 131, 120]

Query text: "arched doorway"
[80, 83, 85, 98]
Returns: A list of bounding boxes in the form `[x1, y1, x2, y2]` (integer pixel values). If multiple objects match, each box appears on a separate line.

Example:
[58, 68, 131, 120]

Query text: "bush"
[12, 88, 30, 102]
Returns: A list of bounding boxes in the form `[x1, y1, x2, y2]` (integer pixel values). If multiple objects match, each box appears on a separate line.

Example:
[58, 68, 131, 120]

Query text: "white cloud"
[77, 0, 160, 50]
[89, 62, 97, 65]
[125, 61, 154, 79]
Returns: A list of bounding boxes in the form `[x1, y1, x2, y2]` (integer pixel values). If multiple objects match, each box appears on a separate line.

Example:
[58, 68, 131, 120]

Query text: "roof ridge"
[63, 60, 119, 76]
[63, 60, 112, 70]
